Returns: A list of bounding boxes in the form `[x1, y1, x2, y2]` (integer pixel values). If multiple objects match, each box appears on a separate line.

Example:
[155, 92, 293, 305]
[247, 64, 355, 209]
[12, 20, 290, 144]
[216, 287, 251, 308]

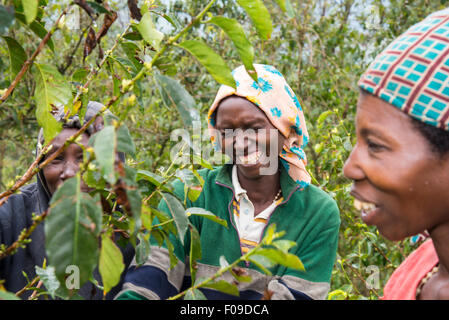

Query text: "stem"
[167, 240, 263, 300]
[0, 5, 71, 105]
[0, 104, 107, 205]
[0, 0, 216, 205]
[0, 210, 49, 260]
[15, 276, 40, 298]
[71, 23, 132, 106]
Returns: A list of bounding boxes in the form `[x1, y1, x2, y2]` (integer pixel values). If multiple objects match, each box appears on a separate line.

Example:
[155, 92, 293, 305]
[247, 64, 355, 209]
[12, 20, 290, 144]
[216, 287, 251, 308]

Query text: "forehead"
[215, 96, 271, 125]
[50, 128, 89, 147]
[356, 92, 418, 138]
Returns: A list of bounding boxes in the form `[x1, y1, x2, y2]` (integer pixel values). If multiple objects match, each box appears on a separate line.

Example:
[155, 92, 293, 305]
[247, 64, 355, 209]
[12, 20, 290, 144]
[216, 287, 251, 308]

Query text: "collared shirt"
[231, 165, 283, 253]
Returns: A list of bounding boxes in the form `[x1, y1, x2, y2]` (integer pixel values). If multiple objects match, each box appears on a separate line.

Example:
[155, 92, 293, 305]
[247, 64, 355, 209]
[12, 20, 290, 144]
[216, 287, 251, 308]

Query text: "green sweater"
[116, 164, 340, 300]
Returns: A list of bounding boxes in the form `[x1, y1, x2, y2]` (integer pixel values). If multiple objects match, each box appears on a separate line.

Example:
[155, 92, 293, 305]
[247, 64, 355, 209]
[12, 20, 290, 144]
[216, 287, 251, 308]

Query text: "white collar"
[232, 165, 247, 201]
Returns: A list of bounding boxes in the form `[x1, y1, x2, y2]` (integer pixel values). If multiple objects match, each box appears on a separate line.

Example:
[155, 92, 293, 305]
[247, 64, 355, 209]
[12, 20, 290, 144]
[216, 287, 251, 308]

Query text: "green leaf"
[247, 255, 273, 275]
[189, 224, 201, 282]
[236, 0, 273, 40]
[192, 154, 214, 170]
[272, 239, 296, 253]
[327, 289, 348, 300]
[99, 234, 125, 294]
[45, 174, 102, 289]
[185, 207, 227, 228]
[261, 223, 280, 245]
[33, 63, 72, 142]
[154, 73, 199, 127]
[273, 0, 295, 18]
[14, 12, 55, 51]
[93, 125, 116, 184]
[317, 110, 333, 126]
[135, 232, 151, 266]
[178, 39, 235, 88]
[35, 265, 60, 299]
[219, 255, 229, 269]
[187, 188, 201, 202]
[29, 20, 55, 51]
[21, 0, 38, 24]
[184, 288, 207, 300]
[207, 16, 257, 81]
[203, 280, 239, 297]
[254, 248, 305, 271]
[72, 68, 89, 82]
[160, 192, 188, 245]
[117, 124, 136, 158]
[0, 5, 15, 35]
[136, 12, 163, 51]
[230, 268, 252, 283]
[0, 290, 20, 300]
[2, 36, 27, 81]
[136, 170, 172, 192]
[86, 1, 111, 15]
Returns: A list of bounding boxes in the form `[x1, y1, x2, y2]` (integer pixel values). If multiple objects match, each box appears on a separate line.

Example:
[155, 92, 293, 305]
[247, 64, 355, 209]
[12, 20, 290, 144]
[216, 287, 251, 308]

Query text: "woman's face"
[343, 92, 449, 241]
[215, 96, 284, 179]
[42, 128, 90, 195]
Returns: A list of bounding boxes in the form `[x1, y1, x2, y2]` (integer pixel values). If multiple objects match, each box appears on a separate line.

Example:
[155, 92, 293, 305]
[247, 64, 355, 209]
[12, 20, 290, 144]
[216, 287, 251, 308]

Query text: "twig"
[29, 280, 43, 300]
[0, 5, 71, 105]
[15, 276, 39, 298]
[0, 210, 49, 260]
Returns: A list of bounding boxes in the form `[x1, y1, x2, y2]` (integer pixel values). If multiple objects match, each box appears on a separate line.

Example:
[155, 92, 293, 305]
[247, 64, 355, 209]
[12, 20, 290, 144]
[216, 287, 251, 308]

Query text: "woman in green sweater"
[116, 64, 340, 300]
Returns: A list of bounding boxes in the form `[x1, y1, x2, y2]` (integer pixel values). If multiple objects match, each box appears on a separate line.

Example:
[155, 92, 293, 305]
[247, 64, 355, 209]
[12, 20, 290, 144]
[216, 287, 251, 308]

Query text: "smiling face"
[215, 96, 284, 179]
[343, 92, 449, 241]
[42, 128, 90, 195]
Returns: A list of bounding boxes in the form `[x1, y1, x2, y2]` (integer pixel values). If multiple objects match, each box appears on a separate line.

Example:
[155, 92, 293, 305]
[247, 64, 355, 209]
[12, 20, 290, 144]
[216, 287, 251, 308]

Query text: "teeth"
[238, 151, 261, 164]
[354, 199, 376, 211]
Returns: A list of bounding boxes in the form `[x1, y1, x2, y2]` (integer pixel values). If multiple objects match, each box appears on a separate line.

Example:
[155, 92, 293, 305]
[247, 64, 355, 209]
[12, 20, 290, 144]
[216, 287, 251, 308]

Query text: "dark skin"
[215, 96, 285, 216]
[343, 92, 449, 299]
[42, 128, 90, 195]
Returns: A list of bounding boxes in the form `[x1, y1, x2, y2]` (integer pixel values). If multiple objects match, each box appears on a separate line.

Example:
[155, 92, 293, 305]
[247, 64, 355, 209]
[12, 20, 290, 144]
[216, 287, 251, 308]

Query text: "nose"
[343, 143, 365, 181]
[60, 160, 79, 180]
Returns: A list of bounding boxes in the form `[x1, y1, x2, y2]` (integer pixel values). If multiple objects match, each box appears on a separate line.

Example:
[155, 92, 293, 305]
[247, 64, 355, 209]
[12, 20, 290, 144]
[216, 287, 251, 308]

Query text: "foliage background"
[1, 0, 448, 299]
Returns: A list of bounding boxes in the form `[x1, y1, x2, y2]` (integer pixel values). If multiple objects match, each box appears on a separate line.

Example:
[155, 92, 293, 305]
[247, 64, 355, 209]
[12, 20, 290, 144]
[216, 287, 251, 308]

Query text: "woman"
[343, 8, 449, 299]
[0, 102, 134, 299]
[117, 64, 340, 300]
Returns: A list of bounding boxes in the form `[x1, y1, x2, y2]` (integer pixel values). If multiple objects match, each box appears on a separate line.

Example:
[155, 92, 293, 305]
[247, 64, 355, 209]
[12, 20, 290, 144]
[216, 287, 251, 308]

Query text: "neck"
[236, 166, 281, 205]
[429, 221, 449, 277]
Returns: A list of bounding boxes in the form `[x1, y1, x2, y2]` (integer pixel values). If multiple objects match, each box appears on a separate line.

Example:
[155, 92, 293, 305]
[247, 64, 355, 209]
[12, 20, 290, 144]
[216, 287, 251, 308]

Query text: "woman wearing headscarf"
[117, 64, 340, 300]
[0, 102, 134, 299]
[343, 8, 449, 299]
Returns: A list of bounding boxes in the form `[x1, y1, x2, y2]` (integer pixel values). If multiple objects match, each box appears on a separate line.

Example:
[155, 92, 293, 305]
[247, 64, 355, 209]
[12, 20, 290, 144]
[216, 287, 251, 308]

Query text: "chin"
[377, 225, 413, 242]
[236, 163, 264, 179]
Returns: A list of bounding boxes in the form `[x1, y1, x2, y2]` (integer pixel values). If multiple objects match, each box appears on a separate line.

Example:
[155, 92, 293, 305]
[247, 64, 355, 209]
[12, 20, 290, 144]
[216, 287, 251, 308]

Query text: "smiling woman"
[344, 8, 449, 300]
[0, 102, 134, 299]
[117, 64, 341, 300]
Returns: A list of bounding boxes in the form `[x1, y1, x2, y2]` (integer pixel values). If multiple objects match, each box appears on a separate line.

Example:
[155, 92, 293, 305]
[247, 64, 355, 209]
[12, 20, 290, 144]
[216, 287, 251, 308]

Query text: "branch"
[0, 5, 71, 105]
[0, 0, 217, 206]
[0, 210, 49, 260]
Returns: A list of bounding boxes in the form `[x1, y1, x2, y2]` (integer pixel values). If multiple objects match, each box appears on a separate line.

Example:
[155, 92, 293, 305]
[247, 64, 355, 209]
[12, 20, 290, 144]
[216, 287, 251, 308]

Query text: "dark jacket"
[0, 102, 134, 299]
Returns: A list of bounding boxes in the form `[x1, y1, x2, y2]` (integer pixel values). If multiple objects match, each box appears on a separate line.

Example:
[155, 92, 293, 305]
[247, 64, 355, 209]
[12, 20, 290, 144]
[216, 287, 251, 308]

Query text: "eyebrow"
[359, 127, 391, 142]
[217, 117, 268, 129]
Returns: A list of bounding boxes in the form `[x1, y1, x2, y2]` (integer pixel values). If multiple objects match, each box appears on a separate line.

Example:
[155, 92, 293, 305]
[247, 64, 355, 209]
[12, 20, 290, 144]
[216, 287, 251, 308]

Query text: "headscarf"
[207, 64, 311, 189]
[359, 7, 449, 131]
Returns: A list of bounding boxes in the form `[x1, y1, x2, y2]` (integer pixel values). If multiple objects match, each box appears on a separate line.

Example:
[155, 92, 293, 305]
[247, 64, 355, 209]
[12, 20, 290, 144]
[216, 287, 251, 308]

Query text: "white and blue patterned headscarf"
[207, 64, 311, 189]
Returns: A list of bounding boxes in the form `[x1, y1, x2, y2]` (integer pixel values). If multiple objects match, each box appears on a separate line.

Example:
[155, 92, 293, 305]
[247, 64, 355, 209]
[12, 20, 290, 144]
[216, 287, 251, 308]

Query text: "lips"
[351, 191, 380, 225]
[236, 150, 262, 165]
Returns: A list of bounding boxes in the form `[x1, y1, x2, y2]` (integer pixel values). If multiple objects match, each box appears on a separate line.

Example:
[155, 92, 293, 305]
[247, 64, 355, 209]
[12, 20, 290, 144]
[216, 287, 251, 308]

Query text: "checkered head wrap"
[359, 8, 449, 131]
[207, 64, 311, 189]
